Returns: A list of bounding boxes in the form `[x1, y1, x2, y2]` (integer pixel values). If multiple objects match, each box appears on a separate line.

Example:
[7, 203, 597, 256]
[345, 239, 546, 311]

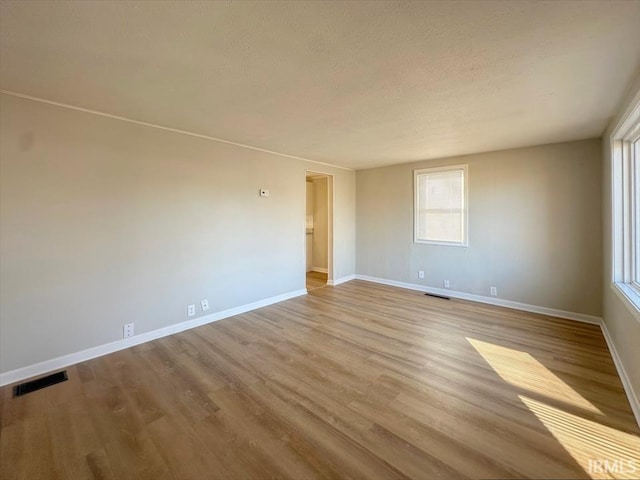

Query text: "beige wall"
[602, 74, 640, 407]
[312, 177, 328, 270]
[357, 139, 603, 316]
[0, 94, 356, 374]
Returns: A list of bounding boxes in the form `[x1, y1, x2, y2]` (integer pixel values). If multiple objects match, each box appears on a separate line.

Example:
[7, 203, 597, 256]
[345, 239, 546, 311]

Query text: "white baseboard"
[600, 321, 640, 427]
[311, 267, 328, 274]
[0, 288, 307, 387]
[4, 273, 638, 429]
[355, 274, 640, 428]
[354, 274, 602, 324]
[327, 274, 356, 286]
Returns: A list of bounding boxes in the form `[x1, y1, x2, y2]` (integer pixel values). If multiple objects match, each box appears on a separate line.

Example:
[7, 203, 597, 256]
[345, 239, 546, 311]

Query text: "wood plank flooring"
[1, 280, 639, 479]
[306, 271, 327, 291]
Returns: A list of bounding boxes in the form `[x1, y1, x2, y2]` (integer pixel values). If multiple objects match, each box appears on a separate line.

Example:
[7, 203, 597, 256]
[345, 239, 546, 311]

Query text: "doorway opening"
[305, 171, 334, 291]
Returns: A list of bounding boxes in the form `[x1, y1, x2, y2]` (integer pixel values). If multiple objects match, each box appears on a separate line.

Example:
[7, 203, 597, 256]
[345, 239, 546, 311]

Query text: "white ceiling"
[1, 1, 639, 170]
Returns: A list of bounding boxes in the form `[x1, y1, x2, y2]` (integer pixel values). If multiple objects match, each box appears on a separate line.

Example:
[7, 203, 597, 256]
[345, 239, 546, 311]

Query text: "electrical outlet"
[188, 304, 196, 317]
[418, 270, 425, 279]
[123, 323, 134, 338]
[201, 299, 209, 311]
[443, 280, 450, 288]
[259, 189, 269, 197]
[490, 286, 497, 296]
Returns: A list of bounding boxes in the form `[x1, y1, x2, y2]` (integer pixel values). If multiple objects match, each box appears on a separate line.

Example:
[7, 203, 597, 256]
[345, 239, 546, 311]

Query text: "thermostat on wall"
[259, 189, 270, 197]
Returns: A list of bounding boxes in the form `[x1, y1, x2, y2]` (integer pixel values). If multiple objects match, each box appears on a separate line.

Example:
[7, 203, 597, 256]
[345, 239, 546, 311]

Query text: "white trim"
[414, 164, 469, 247]
[600, 320, 640, 427]
[327, 274, 355, 286]
[3, 276, 638, 428]
[610, 88, 640, 140]
[0, 288, 307, 387]
[611, 282, 640, 324]
[355, 275, 601, 324]
[0, 90, 352, 172]
[355, 274, 640, 427]
[305, 169, 335, 285]
[312, 267, 328, 274]
[610, 89, 640, 323]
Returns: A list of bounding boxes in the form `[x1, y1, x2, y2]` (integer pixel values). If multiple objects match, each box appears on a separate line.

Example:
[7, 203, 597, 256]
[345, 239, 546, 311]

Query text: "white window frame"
[611, 93, 640, 321]
[414, 164, 469, 247]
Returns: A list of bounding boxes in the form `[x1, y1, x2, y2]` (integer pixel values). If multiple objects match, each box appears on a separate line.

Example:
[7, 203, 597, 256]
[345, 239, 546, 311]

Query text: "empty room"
[1, 1, 640, 479]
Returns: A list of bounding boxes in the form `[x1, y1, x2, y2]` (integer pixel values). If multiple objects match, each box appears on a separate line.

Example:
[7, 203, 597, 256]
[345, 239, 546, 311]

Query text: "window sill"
[414, 240, 469, 247]
[611, 282, 640, 324]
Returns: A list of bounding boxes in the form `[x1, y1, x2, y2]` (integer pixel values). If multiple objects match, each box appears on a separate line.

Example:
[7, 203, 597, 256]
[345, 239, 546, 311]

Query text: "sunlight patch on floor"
[467, 337, 602, 414]
[520, 395, 640, 479]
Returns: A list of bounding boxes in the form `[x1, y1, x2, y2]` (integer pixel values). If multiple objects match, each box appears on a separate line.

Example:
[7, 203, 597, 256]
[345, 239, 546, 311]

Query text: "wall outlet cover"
[201, 299, 210, 311]
[188, 304, 196, 317]
[123, 323, 134, 338]
[418, 270, 425, 279]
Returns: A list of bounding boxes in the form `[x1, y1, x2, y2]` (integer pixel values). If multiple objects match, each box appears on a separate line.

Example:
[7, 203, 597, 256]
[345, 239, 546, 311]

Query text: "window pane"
[416, 168, 465, 244]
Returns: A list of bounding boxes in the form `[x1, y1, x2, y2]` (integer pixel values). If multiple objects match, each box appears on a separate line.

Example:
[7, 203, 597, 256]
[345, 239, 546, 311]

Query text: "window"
[414, 164, 468, 246]
[611, 97, 640, 314]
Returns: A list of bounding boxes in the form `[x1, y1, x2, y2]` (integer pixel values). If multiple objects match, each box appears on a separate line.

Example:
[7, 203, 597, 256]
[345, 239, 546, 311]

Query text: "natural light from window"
[468, 337, 640, 479]
[520, 395, 640, 479]
[414, 164, 468, 246]
[467, 337, 601, 414]
[611, 99, 640, 316]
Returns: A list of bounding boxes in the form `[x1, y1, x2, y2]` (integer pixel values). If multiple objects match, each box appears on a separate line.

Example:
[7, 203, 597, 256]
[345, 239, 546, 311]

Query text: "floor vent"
[425, 293, 450, 300]
[13, 370, 68, 397]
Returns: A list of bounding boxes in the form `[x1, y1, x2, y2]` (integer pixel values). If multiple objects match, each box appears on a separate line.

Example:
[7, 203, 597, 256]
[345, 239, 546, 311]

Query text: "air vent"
[13, 370, 68, 397]
[425, 293, 450, 300]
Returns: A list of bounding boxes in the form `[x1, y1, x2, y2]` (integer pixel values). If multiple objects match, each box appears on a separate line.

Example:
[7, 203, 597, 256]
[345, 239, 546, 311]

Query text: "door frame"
[305, 169, 335, 287]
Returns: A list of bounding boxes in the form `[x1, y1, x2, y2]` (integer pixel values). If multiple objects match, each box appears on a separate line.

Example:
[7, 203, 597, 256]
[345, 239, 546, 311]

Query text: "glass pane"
[417, 170, 464, 243]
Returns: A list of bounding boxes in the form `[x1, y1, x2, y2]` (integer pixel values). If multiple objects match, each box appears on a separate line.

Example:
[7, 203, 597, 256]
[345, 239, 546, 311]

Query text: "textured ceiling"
[1, 1, 639, 170]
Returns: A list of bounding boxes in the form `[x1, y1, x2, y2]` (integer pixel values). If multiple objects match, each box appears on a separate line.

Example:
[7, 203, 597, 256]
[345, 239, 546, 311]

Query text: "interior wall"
[0, 93, 356, 374]
[312, 177, 328, 271]
[356, 139, 603, 316]
[602, 73, 640, 409]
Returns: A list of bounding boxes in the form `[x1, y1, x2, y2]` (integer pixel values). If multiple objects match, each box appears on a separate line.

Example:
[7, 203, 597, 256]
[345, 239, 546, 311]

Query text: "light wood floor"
[1, 280, 639, 480]
[306, 271, 327, 291]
